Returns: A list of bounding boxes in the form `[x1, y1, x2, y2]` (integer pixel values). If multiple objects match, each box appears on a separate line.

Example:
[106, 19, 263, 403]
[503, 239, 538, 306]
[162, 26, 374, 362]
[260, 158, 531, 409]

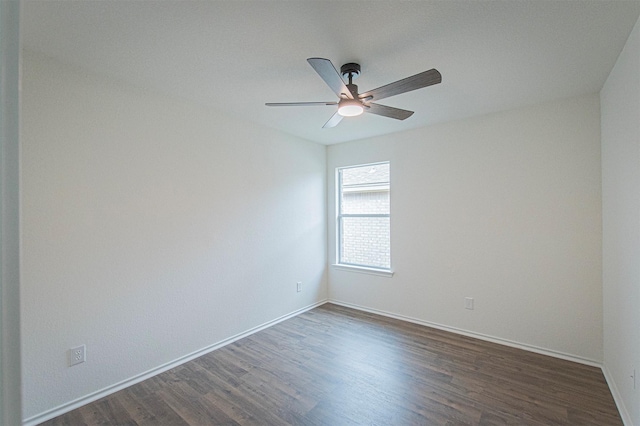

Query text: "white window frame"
[334, 162, 393, 277]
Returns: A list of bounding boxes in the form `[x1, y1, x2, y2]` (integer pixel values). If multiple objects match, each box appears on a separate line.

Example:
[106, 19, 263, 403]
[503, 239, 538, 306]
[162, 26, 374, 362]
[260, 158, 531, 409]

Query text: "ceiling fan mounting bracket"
[340, 63, 361, 80]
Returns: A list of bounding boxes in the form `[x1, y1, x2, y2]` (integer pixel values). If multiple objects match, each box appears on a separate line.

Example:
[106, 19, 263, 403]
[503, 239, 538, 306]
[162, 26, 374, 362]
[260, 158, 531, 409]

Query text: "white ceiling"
[22, 0, 640, 145]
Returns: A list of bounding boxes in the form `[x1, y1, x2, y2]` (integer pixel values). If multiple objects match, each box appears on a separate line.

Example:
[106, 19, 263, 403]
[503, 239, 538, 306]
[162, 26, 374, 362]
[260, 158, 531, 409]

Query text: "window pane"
[337, 162, 391, 270]
[340, 163, 390, 215]
[341, 190, 389, 215]
[340, 216, 390, 269]
[340, 163, 389, 187]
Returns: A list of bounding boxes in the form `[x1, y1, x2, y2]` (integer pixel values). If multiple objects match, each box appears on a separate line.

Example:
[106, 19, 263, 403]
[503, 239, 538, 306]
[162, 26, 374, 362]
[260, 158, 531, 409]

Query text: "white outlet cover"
[465, 297, 474, 310]
[69, 344, 86, 366]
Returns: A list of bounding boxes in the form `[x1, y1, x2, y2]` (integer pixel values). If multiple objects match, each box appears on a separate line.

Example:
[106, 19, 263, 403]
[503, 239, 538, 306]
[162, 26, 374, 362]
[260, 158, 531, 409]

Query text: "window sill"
[331, 264, 394, 278]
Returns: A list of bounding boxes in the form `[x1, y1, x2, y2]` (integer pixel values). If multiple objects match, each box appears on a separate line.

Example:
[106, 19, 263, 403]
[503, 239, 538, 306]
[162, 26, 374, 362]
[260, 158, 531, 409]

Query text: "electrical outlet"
[69, 345, 86, 366]
[465, 297, 474, 310]
[296, 282, 302, 292]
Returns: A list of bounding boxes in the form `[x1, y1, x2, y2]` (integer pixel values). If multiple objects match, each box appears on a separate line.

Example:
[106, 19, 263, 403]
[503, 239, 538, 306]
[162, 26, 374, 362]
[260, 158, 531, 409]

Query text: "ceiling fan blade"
[365, 103, 414, 120]
[265, 102, 337, 107]
[322, 111, 344, 128]
[359, 69, 441, 102]
[307, 58, 354, 99]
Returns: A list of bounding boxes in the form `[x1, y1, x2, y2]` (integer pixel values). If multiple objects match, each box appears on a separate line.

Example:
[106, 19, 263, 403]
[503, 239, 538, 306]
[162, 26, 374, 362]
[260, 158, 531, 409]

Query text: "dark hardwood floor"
[41, 303, 622, 425]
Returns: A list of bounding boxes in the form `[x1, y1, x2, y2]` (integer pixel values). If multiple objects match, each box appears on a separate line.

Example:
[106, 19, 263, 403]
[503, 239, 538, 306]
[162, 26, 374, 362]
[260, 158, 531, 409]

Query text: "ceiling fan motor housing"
[340, 62, 361, 79]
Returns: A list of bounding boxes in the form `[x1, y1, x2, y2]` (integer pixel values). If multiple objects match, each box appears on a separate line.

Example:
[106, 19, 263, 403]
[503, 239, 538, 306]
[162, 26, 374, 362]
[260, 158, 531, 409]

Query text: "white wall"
[0, 1, 22, 424]
[601, 15, 640, 425]
[328, 94, 603, 362]
[20, 51, 327, 421]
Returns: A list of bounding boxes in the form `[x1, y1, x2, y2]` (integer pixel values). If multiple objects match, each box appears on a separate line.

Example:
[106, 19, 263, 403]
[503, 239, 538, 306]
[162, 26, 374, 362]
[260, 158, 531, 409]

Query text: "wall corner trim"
[602, 364, 633, 425]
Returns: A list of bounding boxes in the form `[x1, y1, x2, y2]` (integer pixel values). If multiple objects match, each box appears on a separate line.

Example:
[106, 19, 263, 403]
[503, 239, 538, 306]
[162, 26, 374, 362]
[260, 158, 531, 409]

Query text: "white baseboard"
[23, 300, 328, 426]
[602, 364, 633, 426]
[327, 299, 602, 367]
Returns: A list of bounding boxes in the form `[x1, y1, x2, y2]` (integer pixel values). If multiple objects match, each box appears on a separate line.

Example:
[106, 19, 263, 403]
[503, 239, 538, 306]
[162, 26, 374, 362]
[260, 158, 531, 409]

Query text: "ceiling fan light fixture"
[337, 99, 364, 117]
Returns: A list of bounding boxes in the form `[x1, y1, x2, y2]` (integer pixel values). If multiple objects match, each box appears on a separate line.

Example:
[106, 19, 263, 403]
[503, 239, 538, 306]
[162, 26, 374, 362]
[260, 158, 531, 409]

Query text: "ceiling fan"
[266, 58, 442, 128]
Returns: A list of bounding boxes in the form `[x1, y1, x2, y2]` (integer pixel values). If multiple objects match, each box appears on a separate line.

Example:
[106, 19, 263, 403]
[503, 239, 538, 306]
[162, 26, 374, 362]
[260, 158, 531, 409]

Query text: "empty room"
[1, 0, 639, 424]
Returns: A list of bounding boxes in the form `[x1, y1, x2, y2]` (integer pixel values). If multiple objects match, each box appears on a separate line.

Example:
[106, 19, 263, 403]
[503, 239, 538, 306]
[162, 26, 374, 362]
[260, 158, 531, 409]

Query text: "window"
[337, 162, 390, 271]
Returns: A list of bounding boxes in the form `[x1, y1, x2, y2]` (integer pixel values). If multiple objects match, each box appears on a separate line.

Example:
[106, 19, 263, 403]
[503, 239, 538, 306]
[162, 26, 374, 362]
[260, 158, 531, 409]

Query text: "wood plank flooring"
[40, 303, 622, 425]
